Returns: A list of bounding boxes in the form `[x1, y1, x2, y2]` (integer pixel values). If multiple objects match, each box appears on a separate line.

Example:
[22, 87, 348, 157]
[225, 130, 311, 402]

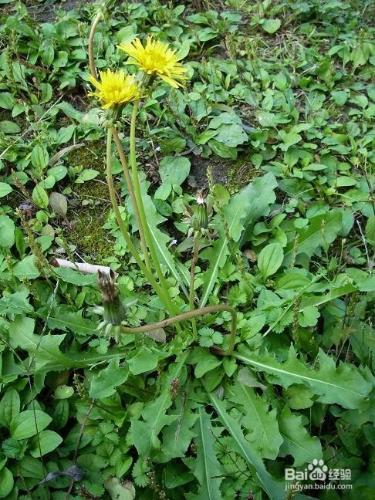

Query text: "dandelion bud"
[98, 270, 125, 325]
[193, 193, 208, 231]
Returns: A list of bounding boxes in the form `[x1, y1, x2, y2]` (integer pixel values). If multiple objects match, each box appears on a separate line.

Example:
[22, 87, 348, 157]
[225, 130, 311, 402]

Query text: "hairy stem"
[120, 304, 237, 356]
[88, 11, 102, 79]
[129, 103, 178, 314]
[112, 126, 152, 272]
[189, 234, 200, 337]
[105, 128, 177, 319]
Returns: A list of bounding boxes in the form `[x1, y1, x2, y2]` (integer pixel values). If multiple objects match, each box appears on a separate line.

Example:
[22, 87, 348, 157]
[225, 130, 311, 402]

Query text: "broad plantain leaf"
[11, 410, 52, 440]
[257, 243, 284, 278]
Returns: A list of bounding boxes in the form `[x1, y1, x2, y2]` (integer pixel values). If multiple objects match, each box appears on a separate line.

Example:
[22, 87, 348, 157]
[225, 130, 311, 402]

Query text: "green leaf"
[0, 290, 32, 316]
[257, 243, 284, 278]
[9, 316, 68, 372]
[11, 410, 52, 440]
[0, 120, 20, 134]
[31, 145, 49, 171]
[116, 25, 137, 44]
[195, 356, 221, 378]
[57, 124, 75, 144]
[0, 389, 20, 428]
[2, 438, 26, 459]
[159, 156, 190, 186]
[159, 397, 197, 460]
[300, 283, 357, 309]
[229, 385, 282, 460]
[40, 82, 53, 103]
[40, 43, 54, 66]
[336, 176, 357, 187]
[278, 130, 302, 151]
[190, 407, 223, 500]
[40, 174, 56, 189]
[365, 216, 375, 247]
[262, 18, 281, 34]
[54, 385, 74, 399]
[284, 385, 314, 410]
[285, 210, 345, 261]
[89, 359, 129, 398]
[214, 124, 248, 147]
[32, 184, 49, 209]
[128, 353, 188, 456]
[148, 224, 190, 290]
[196, 129, 218, 145]
[331, 90, 348, 105]
[140, 185, 190, 291]
[0, 182, 12, 198]
[154, 182, 172, 200]
[277, 270, 311, 290]
[0, 92, 15, 110]
[207, 392, 284, 500]
[128, 348, 160, 375]
[279, 407, 322, 466]
[2, 348, 129, 379]
[0, 215, 15, 248]
[13, 255, 40, 280]
[200, 174, 277, 306]
[235, 346, 374, 409]
[208, 140, 237, 159]
[53, 267, 97, 286]
[47, 306, 97, 335]
[129, 395, 177, 456]
[29, 430, 63, 457]
[75, 168, 99, 183]
[298, 305, 319, 327]
[47, 165, 68, 182]
[257, 111, 288, 127]
[0, 468, 13, 499]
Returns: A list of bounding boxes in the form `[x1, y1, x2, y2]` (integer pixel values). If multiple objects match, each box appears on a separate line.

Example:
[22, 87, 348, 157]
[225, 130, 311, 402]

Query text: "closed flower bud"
[193, 193, 208, 231]
[98, 270, 125, 325]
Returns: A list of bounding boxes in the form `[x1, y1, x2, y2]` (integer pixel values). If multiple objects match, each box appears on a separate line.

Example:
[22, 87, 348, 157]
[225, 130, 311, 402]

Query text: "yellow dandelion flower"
[88, 69, 142, 109]
[119, 37, 187, 88]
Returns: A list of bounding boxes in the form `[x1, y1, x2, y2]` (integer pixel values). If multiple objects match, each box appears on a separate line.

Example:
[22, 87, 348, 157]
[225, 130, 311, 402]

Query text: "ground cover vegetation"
[0, 0, 374, 498]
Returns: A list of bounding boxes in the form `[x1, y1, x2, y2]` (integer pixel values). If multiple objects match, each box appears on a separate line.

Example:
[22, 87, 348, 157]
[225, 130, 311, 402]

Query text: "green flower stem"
[120, 304, 237, 356]
[88, 11, 102, 79]
[88, 0, 117, 78]
[129, 102, 178, 313]
[189, 233, 200, 337]
[111, 126, 152, 272]
[105, 128, 177, 319]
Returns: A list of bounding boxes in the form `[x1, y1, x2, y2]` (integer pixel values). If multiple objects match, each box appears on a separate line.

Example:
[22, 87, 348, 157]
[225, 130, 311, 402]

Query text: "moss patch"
[66, 141, 103, 170]
[189, 154, 259, 193]
[66, 180, 113, 263]
[227, 159, 260, 191]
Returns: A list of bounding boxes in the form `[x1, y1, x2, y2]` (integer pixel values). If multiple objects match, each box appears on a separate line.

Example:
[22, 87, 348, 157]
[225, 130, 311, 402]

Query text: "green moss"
[62, 142, 116, 262]
[66, 141, 104, 169]
[227, 159, 260, 192]
[66, 180, 113, 263]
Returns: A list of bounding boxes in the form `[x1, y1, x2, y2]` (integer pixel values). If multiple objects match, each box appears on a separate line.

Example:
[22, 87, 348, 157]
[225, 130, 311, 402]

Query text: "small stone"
[49, 192, 68, 217]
